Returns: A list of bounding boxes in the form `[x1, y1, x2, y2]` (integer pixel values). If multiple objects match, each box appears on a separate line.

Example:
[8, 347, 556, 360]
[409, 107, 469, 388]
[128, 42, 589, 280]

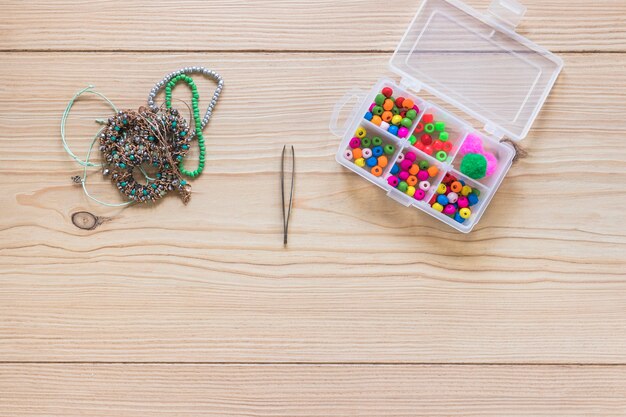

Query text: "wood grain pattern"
[0, 52, 625, 362]
[1, 0, 626, 52]
[2, 0, 626, 413]
[2, 364, 626, 416]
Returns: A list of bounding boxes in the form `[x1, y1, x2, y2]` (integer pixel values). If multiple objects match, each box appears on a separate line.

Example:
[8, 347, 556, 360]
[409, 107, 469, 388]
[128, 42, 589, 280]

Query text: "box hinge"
[487, 0, 526, 29]
[400, 77, 423, 94]
[484, 123, 505, 139]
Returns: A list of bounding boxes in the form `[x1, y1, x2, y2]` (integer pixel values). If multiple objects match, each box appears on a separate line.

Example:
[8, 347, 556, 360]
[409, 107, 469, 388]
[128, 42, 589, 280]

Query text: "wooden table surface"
[1, 0, 626, 415]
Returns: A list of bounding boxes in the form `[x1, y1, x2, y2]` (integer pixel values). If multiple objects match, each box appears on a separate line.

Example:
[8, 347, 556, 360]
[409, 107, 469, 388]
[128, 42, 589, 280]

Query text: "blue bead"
[180, 131, 187, 136]
[388, 125, 399, 136]
[143, 189, 148, 196]
[390, 164, 400, 175]
[131, 189, 136, 195]
[177, 155, 183, 161]
[119, 163, 126, 169]
[120, 181, 127, 187]
[468, 193, 479, 206]
[181, 180, 187, 185]
[372, 146, 383, 157]
[152, 184, 157, 189]
[148, 136, 155, 141]
[454, 212, 465, 223]
[114, 126, 120, 131]
[172, 121, 177, 127]
[110, 136, 116, 142]
[364, 112, 373, 121]
[366, 157, 378, 167]
[129, 155, 135, 160]
[437, 195, 449, 206]
[460, 180, 465, 186]
[182, 145, 189, 150]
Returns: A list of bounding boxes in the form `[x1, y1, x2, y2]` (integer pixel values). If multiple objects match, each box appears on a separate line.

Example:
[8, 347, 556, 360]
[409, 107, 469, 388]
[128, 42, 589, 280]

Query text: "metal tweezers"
[281, 145, 295, 246]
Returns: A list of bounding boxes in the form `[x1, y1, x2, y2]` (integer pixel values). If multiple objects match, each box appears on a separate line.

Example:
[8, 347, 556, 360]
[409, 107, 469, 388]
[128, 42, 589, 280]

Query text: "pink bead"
[443, 204, 456, 215]
[413, 105, 420, 113]
[447, 192, 458, 204]
[459, 133, 484, 155]
[457, 196, 469, 208]
[417, 170, 429, 181]
[344, 150, 353, 160]
[387, 176, 399, 187]
[414, 189, 426, 200]
[400, 159, 412, 171]
[349, 137, 361, 149]
[404, 151, 416, 162]
[369, 103, 376, 112]
[485, 151, 498, 176]
[396, 153, 405, 162]
[418, 181, 430, 191]
[398, 127, 409, 138]
[398, 171, 410, 181]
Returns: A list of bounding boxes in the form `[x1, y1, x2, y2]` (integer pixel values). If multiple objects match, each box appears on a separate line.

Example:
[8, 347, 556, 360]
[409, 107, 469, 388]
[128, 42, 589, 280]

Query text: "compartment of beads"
[362, 82, 426, 139]
[452, 131, 515, 188]
[428, 171, 491, 227]
[341, 124, 402, 182]
[385, 146, 445, 202]
[409, 105, 468, 164]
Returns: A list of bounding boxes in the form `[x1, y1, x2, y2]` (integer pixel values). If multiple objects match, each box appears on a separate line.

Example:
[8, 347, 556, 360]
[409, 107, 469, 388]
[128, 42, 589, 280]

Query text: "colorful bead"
[468, 193, 479, 206]
[417, 170, 429, 181]
[424, 123, 435, 133]
[414, 189, 426, 201]
[352, 148, 363, 160]
[391, 114, 403, 126]
[382, 111, 393, 122]
[443, 204, 456, 215]
[406, 186, 416, 197]
[406, 109, 417, 120]
[397, 181, 408, 192]
[419, 181, 430, 191]
[361, 137, 372, 148]
[395, 97, 405, 107]
[437, 194, 449, 206]
[372, 136, 383, 147]
[405, 151, 417, 162]
[454, 212, 465, 223]
[344, 150, 353, 160]
[400, 159, 412, 171]
[459, 208, 471, 219]
[427, 166, 439, 177]
[382, 87, 393, 97]
[362, 148, 373, 158]
[403, 98, 414, 109]
[461, 185, 472, 196]
[372, 146, 384, 157]
[418, 160, 429, 170]
[366, 157, 378, 167]
[387, 175, 399, 187]
[396, 153, 405, 162]
[371, 115, 382, 126]
[399, 171, 410, 181]
[390, 164, 400, 175]
[457, 196, 469, 208]
[421, 134, 432, 146]
[435, 150, 448, 162]
[371, 165, 383, 177]
[437, 183, 447, 194]
[364, 112, 373, 121]
[349, 137, 361, 149]
[408, 164, 420, 176]
[383, 99, 394, 111]
[422, 114, 434, 123]
[401, 118, 412, 128]
[450, 181, 462, 193]
[432, 203, 444, 212]
[372, 106, 383, 116]
[398, 127, 409, 138]
[384, 144, 395, 155]
[443, 141, 453, 152]
[439, 131, 449, 141]
[355, 158, 365, 167]
[435, 121, 445, 131]
[375, 94, 386, 105]
[380, 121, 390, 131]
[447, 192, 459, 204]
[388, 126, 399, 136]
[356, 127, 367, 138]
[377, 155, 388, 168]
[408, 135, 417, 145]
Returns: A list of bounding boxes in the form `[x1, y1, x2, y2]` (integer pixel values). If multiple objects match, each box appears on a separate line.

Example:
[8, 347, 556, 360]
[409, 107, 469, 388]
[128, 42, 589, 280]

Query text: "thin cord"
[61, 85, 133, 207]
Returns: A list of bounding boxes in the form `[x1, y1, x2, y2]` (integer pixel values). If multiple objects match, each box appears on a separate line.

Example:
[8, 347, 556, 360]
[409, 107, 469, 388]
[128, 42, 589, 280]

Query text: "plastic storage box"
[330, 0, 563, 232]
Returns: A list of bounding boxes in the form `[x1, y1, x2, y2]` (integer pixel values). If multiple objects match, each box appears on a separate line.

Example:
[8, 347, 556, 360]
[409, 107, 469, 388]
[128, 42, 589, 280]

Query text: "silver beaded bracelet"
[147, 66, 224, 130]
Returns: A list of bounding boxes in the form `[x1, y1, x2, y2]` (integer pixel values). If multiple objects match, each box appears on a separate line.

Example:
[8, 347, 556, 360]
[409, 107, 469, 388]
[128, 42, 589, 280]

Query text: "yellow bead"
[391, 114, 403, 126]
[459, 208, 471, 219]
[355, 158, 366, 167]
[432, 203, 444, 212]
[437, 183, 447, 194]
[461, 185, 472, 196]
[406, 186, 416, 197]
[355, 127, 367, 139]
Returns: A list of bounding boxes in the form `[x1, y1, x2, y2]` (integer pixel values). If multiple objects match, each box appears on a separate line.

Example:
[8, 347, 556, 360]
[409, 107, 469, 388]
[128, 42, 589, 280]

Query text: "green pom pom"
[460, 153, 487, 179]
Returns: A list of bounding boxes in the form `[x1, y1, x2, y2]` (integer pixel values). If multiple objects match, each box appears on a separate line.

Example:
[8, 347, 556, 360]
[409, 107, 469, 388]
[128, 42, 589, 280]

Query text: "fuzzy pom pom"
[459, 134, 484, 155]
[484, 152, 498, 176]
[460, 153, 487, 179]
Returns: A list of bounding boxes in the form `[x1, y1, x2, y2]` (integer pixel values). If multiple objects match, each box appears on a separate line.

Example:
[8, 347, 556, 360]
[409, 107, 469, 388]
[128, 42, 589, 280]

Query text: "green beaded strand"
[165, 75, 205, 178]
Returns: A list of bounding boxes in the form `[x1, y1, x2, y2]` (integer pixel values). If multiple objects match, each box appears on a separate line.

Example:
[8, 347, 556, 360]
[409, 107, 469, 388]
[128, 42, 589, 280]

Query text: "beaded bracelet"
[62, 67, 224, 206]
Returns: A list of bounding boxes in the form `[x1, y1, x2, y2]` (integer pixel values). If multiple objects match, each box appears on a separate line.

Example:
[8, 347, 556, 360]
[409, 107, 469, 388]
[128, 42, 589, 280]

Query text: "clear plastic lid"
[390, 0, 563, 140]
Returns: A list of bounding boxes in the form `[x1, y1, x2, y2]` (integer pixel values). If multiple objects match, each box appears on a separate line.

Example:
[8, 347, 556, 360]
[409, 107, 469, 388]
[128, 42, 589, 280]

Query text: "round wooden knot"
[71, 211, 99, 230]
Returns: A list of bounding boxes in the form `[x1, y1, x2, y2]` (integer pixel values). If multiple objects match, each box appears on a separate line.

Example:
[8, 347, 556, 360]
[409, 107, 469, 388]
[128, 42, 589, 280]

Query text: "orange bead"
[383, 99, 394, 111]
[377, 155, 388, 168]
[406, 175, 418, 186]
[352, 148, 362, 160]
[427, 165, 439, 177]
[408, 164, 420, 175]
[371, 165, 383, 177]
[381, 111, 393, 122]
[451, 181, 462, 193]
[371, 115, 382, 126]
[402, 98, 415, 109]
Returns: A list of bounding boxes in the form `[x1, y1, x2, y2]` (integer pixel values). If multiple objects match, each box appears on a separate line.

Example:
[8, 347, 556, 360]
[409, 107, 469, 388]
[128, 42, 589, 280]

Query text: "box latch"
[487, 0, 526, 29]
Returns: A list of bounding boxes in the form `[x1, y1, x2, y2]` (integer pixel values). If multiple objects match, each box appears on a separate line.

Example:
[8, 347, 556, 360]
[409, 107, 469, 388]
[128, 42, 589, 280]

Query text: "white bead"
[419, 181, 430, 191]
[362, 148, 372, 158]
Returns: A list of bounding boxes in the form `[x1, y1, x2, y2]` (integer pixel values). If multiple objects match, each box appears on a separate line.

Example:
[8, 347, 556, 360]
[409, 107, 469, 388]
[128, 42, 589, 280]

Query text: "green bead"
[391, 106, 400, 116]
[473, 189, 481, 197]
[435, 121, 445, 132]
[439, 132, 449, 141]
[360, 137, 371, 148]
[418, 160, 429, 170]
[460, 153, 487, 179]
[397, 181, 408, 192]
[383, 144, 395, 155]
[424, 123, 435, 133]
[401, 118, 412, 128]
[372, 106, 383, 116]
[408, 135, 417, 145]
[374, 94, 385, 106]
[435, 150, 448, 162]
[371, 136, 383, 147]
[406, 109, 417, 120]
